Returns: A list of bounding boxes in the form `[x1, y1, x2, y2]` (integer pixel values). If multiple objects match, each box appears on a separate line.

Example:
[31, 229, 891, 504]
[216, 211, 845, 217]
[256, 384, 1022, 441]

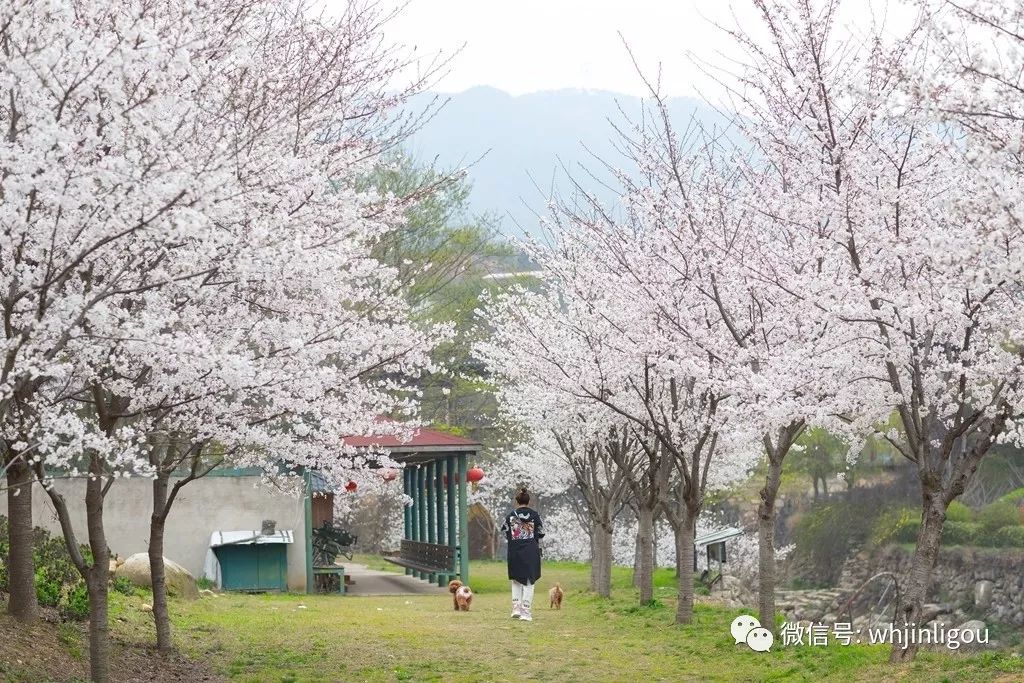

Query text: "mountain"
[403, 86, 730, 240]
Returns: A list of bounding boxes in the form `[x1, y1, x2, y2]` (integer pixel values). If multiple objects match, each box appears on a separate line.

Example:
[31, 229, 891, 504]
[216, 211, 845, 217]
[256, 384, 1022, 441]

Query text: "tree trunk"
[652, 523, 658, 570]
[86, 570, 110, 683]
[757, 456, 784, 631]
[150, 474, 172, 655]
[635, 504, 655, 604]
[38, 460, 111, 682]
[889, 494, 945, 663]
[6, 458, 38, 622]
[85, 468, 111, 683]
[674, 511, 695, 624]
[632, 522, 641, 587]
[590, 520, 613, 598]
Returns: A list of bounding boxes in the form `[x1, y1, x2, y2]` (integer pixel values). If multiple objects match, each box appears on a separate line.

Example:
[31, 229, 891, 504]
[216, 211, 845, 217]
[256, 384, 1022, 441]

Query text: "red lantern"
[345, 480, 358, 492]
[382, 468, 398, 482]
[467, 466, 485, 483]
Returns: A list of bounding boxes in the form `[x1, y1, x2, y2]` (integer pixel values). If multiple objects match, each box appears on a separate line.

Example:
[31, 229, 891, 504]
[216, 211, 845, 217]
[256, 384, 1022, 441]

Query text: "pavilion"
[341, 426, 481, 586]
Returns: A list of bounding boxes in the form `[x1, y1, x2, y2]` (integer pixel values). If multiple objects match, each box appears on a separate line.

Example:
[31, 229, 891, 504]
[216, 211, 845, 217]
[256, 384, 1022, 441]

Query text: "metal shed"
[206, 530, 294, 592]
[694, 526, 742, 573]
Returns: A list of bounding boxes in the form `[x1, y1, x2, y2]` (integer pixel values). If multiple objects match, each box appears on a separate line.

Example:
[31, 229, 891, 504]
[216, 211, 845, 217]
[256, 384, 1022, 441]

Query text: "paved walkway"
[342, 562, 448, 596]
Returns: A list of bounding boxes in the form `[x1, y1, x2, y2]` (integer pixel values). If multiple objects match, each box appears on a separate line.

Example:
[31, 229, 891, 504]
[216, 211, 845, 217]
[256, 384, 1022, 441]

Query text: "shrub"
[0, 514, 92, 621]
[996, 487, 1024, 507]
[35, 571, 63, 607]
[112, 576, 135, 596]
[870, 507, 919, 546]
[994, 488, 1024, 525]
[991, 526, 1024, 548]
[894, 518, 921, 543]
[61, 583, 90, 621]
[33, 534, 81, 588]
[975, 528, 997, 547]
[946, 500, 972, 523]
[978, 501, 1021, 532]
[941, 521, 981, 546]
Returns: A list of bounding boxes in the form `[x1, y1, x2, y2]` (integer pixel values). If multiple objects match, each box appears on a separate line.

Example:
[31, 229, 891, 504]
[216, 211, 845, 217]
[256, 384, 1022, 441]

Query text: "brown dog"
[448, 579, 473, 611]
[549, 583, 564, 609]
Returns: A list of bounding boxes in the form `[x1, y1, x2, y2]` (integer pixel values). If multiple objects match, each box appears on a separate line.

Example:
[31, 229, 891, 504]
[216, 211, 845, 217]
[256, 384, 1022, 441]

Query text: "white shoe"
[511, 601, 521, 619]
[520, 603, 532, 621]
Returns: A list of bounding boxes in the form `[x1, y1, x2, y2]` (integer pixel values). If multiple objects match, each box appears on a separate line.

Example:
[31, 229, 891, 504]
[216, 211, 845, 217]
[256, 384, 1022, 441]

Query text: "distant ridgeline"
[403, 87, 734, 240]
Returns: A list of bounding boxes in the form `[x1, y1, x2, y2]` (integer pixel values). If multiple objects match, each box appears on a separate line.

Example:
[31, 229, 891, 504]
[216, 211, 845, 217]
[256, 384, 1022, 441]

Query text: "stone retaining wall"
[840, 545, 1024, 627]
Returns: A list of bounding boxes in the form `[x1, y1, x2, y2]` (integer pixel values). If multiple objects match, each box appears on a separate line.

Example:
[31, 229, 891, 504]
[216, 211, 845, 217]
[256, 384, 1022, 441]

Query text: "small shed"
[694, 526, 742, 573]
[205, 530, 294, 592]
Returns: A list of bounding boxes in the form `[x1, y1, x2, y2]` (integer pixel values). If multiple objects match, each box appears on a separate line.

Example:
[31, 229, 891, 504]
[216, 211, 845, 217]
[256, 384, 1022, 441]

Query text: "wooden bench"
[313, 565, 346, 594]
[311, 524, 357, 595]
[383, 539, 457, 576]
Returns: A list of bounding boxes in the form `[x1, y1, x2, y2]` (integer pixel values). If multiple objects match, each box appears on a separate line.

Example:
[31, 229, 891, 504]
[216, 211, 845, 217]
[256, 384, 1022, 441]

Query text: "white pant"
[511, 580, 535, 610]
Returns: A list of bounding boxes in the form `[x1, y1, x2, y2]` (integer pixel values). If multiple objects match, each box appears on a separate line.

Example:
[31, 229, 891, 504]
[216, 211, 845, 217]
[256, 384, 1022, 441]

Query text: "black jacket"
[502, 506, 544, 584]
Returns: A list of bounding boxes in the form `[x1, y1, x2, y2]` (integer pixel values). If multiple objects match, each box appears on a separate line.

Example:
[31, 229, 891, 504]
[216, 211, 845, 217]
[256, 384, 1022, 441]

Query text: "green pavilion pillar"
[415, 465, 426, 579]
[411, 466, 419, 581]
[458, 452, 469, 584]
[303, 470, 314, 594]
[426, 461, 437, 544]
[426, 461, 437, 583]
[446, 457, 457, 580]
[435, 463, 447, 587]
[403, 468, 413, 576]
[417, 465, 427, 540]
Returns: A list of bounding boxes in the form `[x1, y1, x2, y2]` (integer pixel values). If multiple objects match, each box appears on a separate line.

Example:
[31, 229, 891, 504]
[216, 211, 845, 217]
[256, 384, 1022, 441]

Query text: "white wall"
[0, 475, 309, 591]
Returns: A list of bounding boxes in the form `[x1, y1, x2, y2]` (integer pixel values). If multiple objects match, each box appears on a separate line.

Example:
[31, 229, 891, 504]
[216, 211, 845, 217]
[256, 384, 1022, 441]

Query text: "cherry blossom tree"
[916, 0, 1024, 137]
[1, 0, 443, 678]
[714, 0, 1024, 661]
[478, 208, 757, 622]
[608, 81, 869, 630]
[545, 0, 1021, 652]
[553, 428, 638, 597]
[612, 417, 671, 605]
[92, 227, 431, 656]
[1, 0, 244, 626]
[476, 322, 638, 598]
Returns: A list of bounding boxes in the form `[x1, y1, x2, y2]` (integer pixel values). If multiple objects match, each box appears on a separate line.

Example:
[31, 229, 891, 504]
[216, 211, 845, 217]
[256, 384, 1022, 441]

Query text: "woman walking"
[501, 487, 544, 621]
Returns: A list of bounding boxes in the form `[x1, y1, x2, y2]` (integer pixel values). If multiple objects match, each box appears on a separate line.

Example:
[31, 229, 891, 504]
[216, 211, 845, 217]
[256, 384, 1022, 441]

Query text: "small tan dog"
[448, 579, 473, 611]
[549, 583, 564, 609]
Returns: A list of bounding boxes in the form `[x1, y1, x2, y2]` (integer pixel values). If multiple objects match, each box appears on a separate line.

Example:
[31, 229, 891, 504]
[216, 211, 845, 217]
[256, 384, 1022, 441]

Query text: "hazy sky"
[372, 0, 914, 100]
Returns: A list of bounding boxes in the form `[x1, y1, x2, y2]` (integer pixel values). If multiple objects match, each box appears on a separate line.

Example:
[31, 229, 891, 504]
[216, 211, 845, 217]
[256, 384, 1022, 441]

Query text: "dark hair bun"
[515, 487, 531, 505]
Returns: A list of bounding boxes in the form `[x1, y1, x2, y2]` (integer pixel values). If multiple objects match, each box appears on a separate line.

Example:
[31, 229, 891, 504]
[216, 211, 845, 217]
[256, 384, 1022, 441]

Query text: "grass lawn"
[95, 558, 1024, 682]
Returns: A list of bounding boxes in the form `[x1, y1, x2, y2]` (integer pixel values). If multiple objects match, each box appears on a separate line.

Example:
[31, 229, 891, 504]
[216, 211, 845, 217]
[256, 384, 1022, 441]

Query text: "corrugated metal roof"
[209, 530, 295, 547]
[695, 527, 743, 546]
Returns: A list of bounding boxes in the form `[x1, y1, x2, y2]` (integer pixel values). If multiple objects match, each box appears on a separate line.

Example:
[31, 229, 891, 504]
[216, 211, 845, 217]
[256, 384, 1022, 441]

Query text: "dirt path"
[343, 562, 449, 596]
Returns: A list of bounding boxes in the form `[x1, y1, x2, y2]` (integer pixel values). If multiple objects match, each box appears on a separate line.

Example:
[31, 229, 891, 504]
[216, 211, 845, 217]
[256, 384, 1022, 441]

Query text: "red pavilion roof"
[342, 425, 480, 453]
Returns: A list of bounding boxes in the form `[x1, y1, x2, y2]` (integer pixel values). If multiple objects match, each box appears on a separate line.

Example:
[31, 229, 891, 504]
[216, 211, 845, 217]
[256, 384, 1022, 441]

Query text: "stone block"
[974, 579, 994, 610]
